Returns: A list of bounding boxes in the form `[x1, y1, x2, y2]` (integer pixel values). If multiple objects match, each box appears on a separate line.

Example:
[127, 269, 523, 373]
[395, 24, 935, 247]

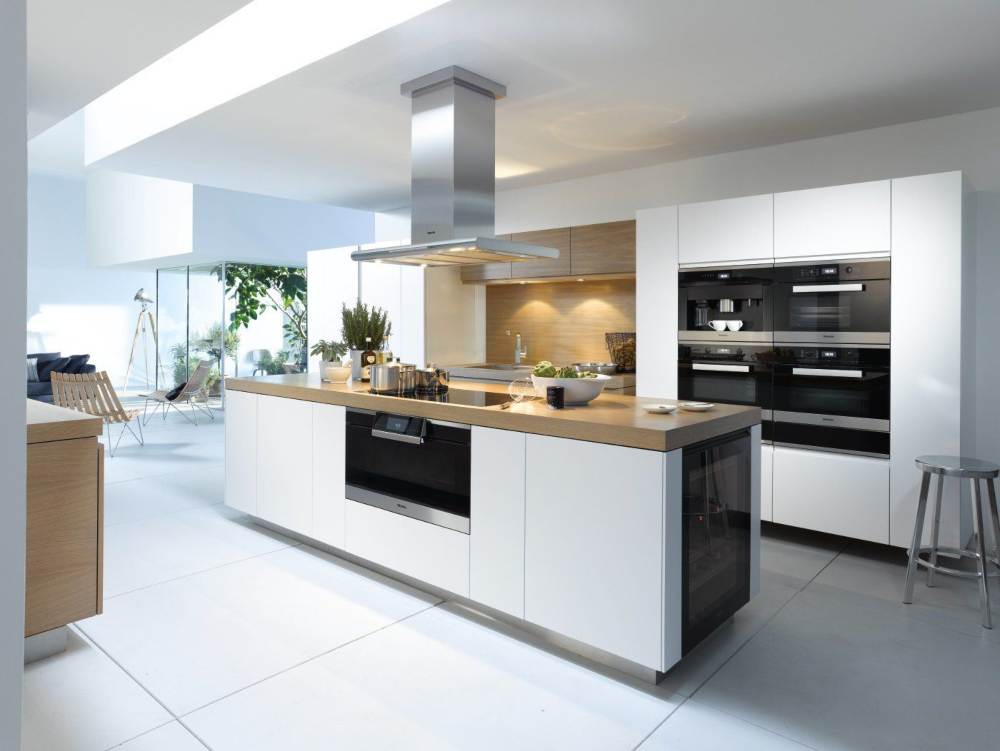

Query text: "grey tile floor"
[21, 407, 1000, 749]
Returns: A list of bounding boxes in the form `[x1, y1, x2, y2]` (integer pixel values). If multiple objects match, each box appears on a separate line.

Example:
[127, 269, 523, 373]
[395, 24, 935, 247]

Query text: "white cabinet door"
[773, 446, 889, 543]
[636, 206, 679, 399]
[256, 395, 313, 535]
[760, 443, 774, 523]
[678, 193, 773, 266]
[524, 435, 665, 669]
[345, 501, 470, 596]
[470, 427, 525, 618]
[774, 179, 890, 259]
[312, 403, 345, 549]
[224, 389, 257, 515]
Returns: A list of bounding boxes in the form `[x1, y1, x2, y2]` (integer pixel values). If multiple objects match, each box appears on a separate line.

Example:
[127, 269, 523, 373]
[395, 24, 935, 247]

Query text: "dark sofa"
[27, 352, 96, 403]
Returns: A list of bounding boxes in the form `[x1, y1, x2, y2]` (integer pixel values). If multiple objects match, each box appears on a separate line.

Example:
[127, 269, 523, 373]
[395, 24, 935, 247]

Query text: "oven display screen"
[386, 415, 410, 433]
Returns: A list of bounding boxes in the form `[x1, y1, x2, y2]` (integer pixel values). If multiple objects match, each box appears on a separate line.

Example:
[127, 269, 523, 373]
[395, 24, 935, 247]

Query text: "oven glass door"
[678, 344, 773, 438]
[345, 412, 471, 520]
[773, 279, 889, 341]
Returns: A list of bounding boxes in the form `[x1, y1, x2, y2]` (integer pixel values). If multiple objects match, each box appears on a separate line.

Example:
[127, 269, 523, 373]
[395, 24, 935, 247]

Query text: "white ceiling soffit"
[82, 0, 450, 165]
[27, 0, 253, 138]
[93, 0, 1000, 211]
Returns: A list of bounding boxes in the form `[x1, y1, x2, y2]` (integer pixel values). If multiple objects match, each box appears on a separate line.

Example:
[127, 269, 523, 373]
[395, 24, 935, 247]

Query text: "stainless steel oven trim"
[371, 428, 424, 445]
[773, 331, 890, 345]
[773, 254, 890, 266]
[772, 441, 888, 459]
[692, 363, 752, 373]
[345, 484, 471, 534]
[791, 283, 865, 294]
[678, 331, 774, 344]
[679, 261, 775, 271]
[348, 407, 471, 432]
[791, 367, 863, 379]
[772, 410, 889, 432]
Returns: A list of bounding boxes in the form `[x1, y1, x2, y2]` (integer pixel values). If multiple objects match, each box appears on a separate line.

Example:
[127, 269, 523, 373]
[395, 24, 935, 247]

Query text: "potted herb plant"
[340, 302, 392, 379]
[310, 339, 350, 382]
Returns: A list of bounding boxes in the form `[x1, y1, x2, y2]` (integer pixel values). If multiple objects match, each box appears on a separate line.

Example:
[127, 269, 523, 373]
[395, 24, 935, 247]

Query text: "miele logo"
[396, 503, 408, 510]
[821, 417, 835, 422]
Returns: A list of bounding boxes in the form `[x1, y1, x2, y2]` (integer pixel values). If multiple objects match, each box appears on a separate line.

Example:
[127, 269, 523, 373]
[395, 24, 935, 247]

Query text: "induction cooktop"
[368, 388, 511, 407]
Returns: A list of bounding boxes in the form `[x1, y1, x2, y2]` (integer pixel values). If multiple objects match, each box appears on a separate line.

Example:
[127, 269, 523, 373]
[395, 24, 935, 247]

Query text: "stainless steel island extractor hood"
[351, 67, 558, 267]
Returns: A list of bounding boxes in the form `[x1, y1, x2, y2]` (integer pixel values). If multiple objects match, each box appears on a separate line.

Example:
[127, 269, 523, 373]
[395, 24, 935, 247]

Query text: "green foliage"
[532, 361, 597, 379]
[340, 301, 392, 350]
[217, 264, 308, 353]
[255, 350, 291, 375]
[310, 339, 348, 362]
[169, 342, 187, 387]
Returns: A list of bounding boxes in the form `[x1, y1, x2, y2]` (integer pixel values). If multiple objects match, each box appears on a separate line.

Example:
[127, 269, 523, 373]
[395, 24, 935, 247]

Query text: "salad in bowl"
[531, 361, 610, 405]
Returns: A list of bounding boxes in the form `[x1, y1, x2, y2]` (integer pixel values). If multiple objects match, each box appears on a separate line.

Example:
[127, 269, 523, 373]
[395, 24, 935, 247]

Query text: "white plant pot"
[320, 361, 352, 383]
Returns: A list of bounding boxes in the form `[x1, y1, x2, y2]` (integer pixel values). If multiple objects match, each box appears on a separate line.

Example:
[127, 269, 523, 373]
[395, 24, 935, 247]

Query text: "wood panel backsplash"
[485, 279, 636, 366]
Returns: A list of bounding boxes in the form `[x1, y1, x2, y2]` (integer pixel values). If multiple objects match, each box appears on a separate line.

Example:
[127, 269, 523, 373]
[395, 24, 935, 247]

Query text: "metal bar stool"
[903, 455, 1000, 628]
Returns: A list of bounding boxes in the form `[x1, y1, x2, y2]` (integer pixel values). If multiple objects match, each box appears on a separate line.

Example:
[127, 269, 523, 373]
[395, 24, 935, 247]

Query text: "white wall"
[87, 169, 194, 266]
[28, 173, 156, 390]
[496, 105, 1000, 466]
[0, 0, 26, 744]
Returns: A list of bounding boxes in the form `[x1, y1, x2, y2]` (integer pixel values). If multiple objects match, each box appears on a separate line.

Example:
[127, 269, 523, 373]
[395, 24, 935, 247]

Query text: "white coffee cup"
[709, 320, 727, 331]
[726, 320, 744, 331]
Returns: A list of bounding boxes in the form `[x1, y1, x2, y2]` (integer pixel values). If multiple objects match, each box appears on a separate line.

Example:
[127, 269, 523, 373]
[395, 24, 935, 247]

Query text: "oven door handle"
[692, 363, 751, 373]
[791, 283, 865, 294]
[371, 428, 425, 445]
[791, 367, 863, 379]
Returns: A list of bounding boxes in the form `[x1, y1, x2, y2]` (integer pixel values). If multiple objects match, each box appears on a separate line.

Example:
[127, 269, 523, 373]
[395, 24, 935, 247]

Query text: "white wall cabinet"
[224, 389, 258, 515]
[678, 193, 773, 266]
[773, 446, 889, 544]
[636, 206, 679, 399]
[470, 427, 526, 618]
[524, 435, 666, 668]
[256, 394, 313, 536]
[344, 501, 470, 596]
[760, 443, 773, 523]
[312, 404, 346, 549]
[774, 179, 890, 259]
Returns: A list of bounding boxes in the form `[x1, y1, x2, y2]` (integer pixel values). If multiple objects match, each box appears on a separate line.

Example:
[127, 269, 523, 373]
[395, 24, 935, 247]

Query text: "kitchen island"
[224, 374, 760, 681]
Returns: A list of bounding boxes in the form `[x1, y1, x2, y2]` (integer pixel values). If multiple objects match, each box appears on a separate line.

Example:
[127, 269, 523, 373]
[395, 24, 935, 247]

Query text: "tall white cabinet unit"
[224, 389, 258, 515]
[678, 194, 773, 266]
[889, 171, 965, 548]
[636, 206, 679, 399]
[774, 179, 890, 259]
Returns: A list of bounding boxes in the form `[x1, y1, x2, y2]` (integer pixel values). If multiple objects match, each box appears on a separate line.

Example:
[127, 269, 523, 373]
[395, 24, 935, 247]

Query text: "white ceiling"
[27, 0, 251, 137]
[37, 0, 1000, 211]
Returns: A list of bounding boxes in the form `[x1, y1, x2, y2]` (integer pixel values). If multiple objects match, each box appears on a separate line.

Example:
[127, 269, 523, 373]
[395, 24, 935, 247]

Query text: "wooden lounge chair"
[141, 359, 215, 426]
[51, 370, 144, 457]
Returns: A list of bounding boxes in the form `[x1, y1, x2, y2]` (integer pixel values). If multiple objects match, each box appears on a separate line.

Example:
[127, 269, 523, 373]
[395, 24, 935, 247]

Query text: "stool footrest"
[910, 546, 1000, 580]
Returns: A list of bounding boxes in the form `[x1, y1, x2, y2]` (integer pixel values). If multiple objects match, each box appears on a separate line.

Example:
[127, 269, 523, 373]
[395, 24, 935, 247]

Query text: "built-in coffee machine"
[677, 265, 774, 343]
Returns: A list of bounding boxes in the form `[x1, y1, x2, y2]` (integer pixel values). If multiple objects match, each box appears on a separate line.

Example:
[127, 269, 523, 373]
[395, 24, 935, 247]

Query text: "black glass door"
[682, 430, 751, 655]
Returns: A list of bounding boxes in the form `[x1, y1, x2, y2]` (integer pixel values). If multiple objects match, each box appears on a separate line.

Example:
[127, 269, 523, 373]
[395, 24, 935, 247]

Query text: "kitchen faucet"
[512, 331, 528, 366]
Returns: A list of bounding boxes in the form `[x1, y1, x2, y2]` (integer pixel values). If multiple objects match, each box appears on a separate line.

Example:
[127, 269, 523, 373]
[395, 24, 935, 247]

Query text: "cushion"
[165, 382, 186, 401]
[37, 357, 71, 382]
[27, 352, 60, 363]
[27, 382, 50, 397]
[64, 354, 91, 374]
[27, 357, 38, 383]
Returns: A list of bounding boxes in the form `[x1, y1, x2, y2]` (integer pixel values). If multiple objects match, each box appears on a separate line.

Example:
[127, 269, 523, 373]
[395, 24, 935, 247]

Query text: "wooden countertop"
[225, 375, 759, 451]
[27, 399, 103, 444]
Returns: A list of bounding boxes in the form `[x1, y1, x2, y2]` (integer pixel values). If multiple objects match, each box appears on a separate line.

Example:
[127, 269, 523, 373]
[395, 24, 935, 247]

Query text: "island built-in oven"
[772, 344, 890, 457]
[677, 343, 774, 440]
[682, 429, 752, 655]
[345, 409, 471, 533]
[678, 265, 774, 343]
[773, 259, 890, 344]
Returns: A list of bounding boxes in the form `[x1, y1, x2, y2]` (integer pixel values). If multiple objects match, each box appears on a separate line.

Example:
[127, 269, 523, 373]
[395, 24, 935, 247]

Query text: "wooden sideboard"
[25, 400, 104, 638]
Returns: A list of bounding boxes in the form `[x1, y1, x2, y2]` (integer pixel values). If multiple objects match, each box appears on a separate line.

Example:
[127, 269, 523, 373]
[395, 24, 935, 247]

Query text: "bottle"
[361, 337, 377, 381]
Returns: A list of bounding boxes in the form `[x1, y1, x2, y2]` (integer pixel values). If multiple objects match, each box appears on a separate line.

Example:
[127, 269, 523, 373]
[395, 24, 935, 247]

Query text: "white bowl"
[320, 363, 352, 383]
[726, 320, 744, 331]
[531, 374, 610, 405]
[708, 320, 728, 331]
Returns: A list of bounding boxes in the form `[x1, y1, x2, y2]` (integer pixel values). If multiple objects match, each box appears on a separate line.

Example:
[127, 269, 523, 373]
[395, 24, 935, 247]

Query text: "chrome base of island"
[224, 377, 761, 682]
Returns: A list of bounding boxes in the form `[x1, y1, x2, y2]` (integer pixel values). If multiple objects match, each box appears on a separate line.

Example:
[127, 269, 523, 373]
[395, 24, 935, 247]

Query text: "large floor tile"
[113, 722, 207, 750]
[760, 525, 846, 583]
[102, 423, 224, 484]
[658, 570, 804, 697]
[186, 604, 680, 751]
[82, 545, 439, 715]
[105, 466, 223, 527]
[102, 504, 293, 597]
[694, 582, 1000, 750]
[638, 699, 816, 750]
[22, 628, 172, 751]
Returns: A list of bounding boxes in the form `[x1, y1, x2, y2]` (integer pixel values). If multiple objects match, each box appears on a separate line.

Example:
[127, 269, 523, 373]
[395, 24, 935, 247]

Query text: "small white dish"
[644, 404, 677, 414]
[726, 320, 744, 331]
[708, 320, 728, 332]
[680, 401, 715, 412]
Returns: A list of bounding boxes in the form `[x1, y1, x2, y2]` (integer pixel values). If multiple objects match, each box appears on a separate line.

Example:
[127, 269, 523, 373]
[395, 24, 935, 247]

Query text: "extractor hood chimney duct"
[351, 66, 558, 267]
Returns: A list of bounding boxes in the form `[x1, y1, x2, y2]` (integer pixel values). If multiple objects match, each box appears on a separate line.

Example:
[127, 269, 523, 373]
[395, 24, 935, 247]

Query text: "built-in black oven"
[345, 409, 471, 533]
[772, 345, 890, 457]
[682, 429, 752, 655]
[773, 259, 890, 344]
[678, 265, 773, 343]
[677, 343, 774, 440]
